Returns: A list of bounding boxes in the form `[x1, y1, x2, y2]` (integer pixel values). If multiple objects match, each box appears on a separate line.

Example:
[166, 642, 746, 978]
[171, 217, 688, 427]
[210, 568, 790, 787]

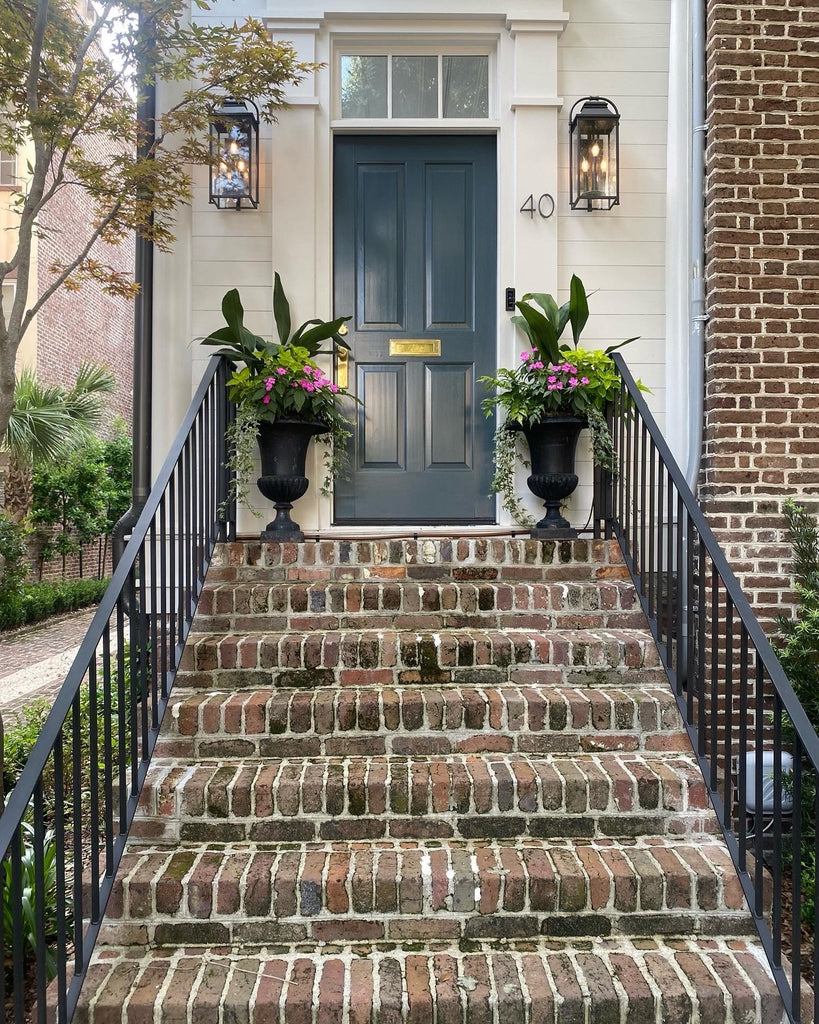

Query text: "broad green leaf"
[522, 293, 561, 336]
[603, 336, 641, 355]
[221, 288, 244, 331]
[569, 274, 589, 348]
[296, 316, 352, 352]
[273, 272, 292, 345]
[514, 300, 560, 365]
[510, 315, 536, 348]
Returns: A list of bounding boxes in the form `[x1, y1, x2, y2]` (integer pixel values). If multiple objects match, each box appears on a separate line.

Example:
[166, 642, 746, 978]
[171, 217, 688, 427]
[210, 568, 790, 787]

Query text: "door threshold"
[236, 525, 537, 542]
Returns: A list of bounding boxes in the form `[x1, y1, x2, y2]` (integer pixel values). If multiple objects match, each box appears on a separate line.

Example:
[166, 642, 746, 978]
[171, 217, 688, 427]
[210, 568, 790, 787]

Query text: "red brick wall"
[703, 0, 819, 628]
[35, 126, 134, 428]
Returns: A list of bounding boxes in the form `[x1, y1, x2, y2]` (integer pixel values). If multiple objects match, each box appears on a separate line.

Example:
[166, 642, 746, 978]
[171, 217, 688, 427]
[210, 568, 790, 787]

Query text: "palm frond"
[2, 362, 116, 466]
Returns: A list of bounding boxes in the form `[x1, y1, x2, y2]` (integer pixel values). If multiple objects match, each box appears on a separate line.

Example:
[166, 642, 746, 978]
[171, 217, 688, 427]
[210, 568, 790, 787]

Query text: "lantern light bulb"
[600, 159, 608, 172]
[580, 158, 589, 173]
[219, 162, 227, 173]
[590, 142, 600, 158]
[237, 160, 246, 172]
[229, 140, 239, 155]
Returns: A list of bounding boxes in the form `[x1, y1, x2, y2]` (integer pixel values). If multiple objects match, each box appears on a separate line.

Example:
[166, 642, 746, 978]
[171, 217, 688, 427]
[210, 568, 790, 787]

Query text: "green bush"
[0, 514, 30, 626]
[0, 575, 109, 632]
[775, 498, 819, 924]
[3, 699, 52, 797]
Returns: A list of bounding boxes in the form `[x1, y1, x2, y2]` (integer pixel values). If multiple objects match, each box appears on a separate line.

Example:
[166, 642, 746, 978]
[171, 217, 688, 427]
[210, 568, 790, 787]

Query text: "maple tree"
[0, 0, 313, 441]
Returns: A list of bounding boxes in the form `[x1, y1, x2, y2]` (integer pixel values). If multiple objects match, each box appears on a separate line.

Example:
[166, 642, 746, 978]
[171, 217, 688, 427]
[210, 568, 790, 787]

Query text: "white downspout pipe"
[687, 0, 708, 490]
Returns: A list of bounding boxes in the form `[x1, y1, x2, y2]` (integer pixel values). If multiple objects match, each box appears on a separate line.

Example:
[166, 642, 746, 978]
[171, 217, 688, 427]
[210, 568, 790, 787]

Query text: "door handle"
[337, 347, 349, 389]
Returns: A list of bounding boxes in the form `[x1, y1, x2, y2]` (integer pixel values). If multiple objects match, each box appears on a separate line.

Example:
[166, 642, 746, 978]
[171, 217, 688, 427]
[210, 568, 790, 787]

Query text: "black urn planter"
[515, 415, 587, 538]
[256, 418, 326, 542]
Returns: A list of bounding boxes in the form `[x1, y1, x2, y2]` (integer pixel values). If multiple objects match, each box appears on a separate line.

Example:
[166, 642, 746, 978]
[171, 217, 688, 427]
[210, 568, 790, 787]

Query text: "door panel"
[425, 364, 472, 469]
[426, 165, 473, 329]
[359, 364, 405, 469]
[334, 134, 496, 523]
[357, 167, 405, 329]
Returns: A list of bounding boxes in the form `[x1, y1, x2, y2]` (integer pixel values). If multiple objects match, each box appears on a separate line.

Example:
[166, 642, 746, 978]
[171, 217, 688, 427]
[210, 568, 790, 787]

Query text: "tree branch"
[21, 199, 125, 333]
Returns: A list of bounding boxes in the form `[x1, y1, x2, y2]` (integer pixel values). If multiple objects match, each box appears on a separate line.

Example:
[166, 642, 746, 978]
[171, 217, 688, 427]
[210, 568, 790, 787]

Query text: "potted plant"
[201, 275, 357, 541]
[480, 275, 639, 535]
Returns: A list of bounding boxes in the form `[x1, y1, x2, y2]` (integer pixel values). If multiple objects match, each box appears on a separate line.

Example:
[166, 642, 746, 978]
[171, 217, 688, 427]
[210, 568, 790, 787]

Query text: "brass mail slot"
[389, 339, 441, 357]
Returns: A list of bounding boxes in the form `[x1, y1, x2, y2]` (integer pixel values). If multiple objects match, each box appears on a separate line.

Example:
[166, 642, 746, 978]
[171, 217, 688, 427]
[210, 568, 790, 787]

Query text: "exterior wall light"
[209, 97, 259, 210]
[569, 96, 620, 212]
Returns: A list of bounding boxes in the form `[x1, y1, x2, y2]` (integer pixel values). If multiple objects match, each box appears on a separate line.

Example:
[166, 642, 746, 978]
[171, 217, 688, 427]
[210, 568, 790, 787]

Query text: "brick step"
[131, 753, 714, 845]
[193, 579, 646, 633]
[76, 941, 783, 1024]
[208, 537, 630, 583]
[176, 627, 664, 690]
[98, 838, 752, 947]
[156, 684, 686, 760]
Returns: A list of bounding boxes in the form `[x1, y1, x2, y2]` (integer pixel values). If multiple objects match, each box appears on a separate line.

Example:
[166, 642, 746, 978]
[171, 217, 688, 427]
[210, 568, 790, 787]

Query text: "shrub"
[775, 498, 819, 924]
[0, 514, 30, 625]
[0, 576, 109, 632]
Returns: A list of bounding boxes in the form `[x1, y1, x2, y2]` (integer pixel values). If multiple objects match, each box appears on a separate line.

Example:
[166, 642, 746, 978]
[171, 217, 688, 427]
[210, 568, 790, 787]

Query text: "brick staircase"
[77, 538, 785, 1023]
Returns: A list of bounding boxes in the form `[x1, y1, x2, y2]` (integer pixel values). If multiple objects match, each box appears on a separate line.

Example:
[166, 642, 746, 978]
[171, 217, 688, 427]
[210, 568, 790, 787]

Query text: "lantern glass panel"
[570, 98, 620, 211]
[213, 120, 253, 205]
[574, 130, 616, 205]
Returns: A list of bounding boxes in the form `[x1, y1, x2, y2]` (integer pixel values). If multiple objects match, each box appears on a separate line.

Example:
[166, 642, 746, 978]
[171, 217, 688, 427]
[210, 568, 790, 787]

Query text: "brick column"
[702, 0, 819, 630]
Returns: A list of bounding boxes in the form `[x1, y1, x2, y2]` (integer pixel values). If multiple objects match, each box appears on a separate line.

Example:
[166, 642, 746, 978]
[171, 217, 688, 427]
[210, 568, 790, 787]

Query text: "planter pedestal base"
[256, 420, 325, 544]
[517, 417, 586, 540]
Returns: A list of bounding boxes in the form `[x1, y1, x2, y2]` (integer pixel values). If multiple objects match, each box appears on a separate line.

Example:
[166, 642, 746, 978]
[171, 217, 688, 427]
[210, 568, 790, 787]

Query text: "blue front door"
[333, 135, 497, 524]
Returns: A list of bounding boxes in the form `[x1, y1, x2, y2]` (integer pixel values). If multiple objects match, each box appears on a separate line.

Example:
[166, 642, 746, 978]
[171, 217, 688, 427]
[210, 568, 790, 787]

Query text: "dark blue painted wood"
[334, 135, 496, 523]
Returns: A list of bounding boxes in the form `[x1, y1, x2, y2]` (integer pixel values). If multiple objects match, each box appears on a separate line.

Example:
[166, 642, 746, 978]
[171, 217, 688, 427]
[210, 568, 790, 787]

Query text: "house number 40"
[520, 193, 555, 219]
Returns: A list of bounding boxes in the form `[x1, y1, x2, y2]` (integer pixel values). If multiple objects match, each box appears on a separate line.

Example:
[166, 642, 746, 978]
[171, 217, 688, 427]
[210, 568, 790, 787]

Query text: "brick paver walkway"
[0, 608, 100, 717]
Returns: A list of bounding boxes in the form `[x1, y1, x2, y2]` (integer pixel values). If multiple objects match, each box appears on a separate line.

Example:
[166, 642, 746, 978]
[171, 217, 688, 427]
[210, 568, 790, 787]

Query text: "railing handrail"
[0, 355, 227, 855]
[612, 351, 819, 770]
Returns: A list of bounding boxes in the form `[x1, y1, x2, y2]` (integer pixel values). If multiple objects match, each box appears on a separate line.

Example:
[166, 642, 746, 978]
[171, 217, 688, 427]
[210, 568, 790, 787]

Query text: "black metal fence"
[599, 353, 818, 1024]
[0, 356, 235, 1023]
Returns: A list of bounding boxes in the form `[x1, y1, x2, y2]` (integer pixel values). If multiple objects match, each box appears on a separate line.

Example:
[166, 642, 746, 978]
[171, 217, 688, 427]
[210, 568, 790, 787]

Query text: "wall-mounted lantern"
[569, 96, 620, 212]
[209, 97, 259, 210]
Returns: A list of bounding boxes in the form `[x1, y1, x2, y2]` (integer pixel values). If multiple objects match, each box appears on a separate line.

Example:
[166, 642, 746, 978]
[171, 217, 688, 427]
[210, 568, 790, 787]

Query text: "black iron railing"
[0, 356, 235, 1023]
[599, 353, 817, 1024]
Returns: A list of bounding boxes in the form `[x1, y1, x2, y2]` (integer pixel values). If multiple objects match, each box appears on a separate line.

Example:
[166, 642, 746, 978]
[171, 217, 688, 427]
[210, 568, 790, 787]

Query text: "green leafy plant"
[201, 280, 358, 505]
[2, 822, 63, 980]
[0, 514, 30, 625]
[480, 275, 642, 524]
[775, 499, 819, 924]
[0, 576, 108, 632]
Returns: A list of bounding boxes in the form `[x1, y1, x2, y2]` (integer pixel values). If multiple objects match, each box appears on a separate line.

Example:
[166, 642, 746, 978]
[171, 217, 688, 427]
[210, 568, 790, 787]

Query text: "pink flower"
[581, 377, 589, 385]
[548, 375, 557, 384]
[548, 383, 558, 391]
[303, 365, 313, 375]
[329, 384, 339, 393]
[569, 377, 579, 387]
[262, 395, 270, 404]
[529, 361, 544, 370]
[277, 367, 287, 375]
[556, 382, 564, 390]
[520, 351, 530, 362]
[265, 378, 274, 391]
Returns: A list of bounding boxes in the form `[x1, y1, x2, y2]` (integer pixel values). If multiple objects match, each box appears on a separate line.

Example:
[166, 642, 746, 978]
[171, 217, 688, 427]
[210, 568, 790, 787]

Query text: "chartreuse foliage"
[480, 275, 643, 525]
[201, 283, 357, 507]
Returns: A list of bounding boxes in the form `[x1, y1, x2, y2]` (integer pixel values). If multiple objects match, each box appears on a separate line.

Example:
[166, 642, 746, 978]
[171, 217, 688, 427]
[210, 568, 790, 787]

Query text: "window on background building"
[340, 54, 489, 120]
[0, 149, 18, 186]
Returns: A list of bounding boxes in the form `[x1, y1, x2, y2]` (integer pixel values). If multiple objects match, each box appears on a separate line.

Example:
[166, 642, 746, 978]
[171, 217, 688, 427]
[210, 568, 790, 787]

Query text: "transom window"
[0, 149, 17, 187]
[340, 54, 489, 120]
